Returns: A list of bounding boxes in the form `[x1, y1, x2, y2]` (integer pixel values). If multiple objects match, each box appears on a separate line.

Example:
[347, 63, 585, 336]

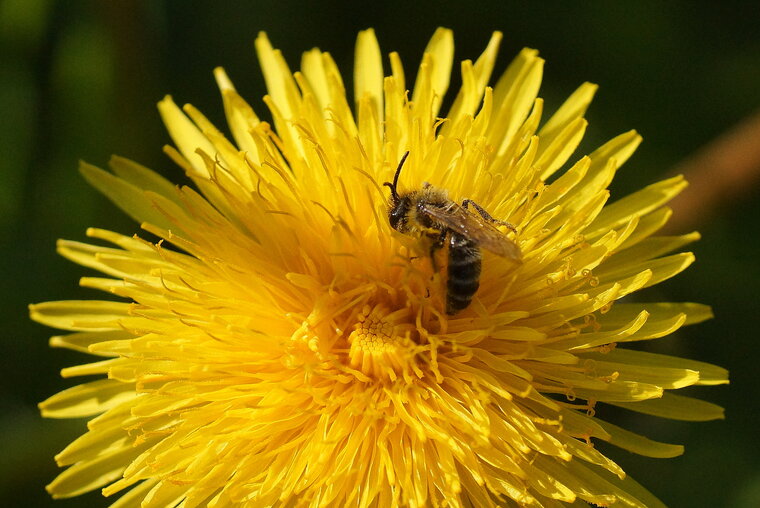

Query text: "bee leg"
[428, 231, 446, 272]
[462, 199, 518, 233]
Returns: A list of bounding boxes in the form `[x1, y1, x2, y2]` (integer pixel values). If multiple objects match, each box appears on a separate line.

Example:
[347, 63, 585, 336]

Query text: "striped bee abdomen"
[446, 233, 482, 314]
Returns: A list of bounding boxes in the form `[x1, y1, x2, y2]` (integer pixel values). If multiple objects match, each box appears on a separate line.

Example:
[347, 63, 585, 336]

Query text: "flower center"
[348, 304, 415, 381]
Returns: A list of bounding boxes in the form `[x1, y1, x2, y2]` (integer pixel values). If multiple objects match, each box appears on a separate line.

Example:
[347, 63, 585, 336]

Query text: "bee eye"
[388, 199, 409, 230]
[389, 208, 404, 229]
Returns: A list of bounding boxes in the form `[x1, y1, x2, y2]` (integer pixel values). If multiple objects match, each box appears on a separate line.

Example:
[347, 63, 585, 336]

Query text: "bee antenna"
[383, 151, 409, 202]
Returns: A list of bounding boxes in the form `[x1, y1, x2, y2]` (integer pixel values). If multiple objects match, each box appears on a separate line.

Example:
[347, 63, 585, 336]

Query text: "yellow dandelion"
[32, 28, 728, 507]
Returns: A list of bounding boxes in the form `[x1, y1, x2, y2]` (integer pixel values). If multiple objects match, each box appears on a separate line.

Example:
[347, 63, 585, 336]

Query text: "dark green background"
[2, 1, 758, 506]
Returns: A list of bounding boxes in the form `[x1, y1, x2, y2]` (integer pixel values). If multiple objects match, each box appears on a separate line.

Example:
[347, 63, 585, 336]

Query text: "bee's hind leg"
[462, 199, 518, 233]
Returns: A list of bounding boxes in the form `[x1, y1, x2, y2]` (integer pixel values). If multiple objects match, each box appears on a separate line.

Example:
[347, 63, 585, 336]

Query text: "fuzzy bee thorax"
[389, 186, 452, 236]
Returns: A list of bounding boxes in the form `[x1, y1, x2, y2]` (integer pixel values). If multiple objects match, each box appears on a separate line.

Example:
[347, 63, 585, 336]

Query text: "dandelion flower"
[32, 28, 728, 507]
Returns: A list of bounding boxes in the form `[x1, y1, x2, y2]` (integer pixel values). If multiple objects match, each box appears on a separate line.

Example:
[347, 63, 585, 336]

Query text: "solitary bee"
[384, 152, 522, 314]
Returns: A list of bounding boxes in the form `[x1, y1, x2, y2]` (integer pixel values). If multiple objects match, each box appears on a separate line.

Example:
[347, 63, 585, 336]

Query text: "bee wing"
[419, 203, 522, 260]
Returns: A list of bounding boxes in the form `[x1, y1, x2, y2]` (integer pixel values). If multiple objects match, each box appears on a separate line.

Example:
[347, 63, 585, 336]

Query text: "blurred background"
[2, 0, 758, 506]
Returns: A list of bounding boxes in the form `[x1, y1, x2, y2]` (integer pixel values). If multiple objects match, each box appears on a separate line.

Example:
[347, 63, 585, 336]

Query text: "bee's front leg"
[462, 199, 518, 233]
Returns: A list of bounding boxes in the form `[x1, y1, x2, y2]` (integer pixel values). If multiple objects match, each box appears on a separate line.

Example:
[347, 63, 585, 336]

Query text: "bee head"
[383, 151, 410, 231]
[388, 194, 412, 231]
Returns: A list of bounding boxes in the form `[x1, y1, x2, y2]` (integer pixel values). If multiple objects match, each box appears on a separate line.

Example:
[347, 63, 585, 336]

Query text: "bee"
[384, 152, 522, 314]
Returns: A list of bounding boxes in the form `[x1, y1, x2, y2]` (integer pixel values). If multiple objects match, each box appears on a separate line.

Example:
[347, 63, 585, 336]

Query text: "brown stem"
[664, 110, 760, 233]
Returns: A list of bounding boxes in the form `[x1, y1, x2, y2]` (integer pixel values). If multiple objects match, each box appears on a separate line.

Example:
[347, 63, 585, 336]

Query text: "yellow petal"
[555, 131, 641, 228]
[594, 419, 684, 458]
[55, 424, 131, 467]
[49, 330, 132, 356]
[539, 82, 598, 152]
[554, 310, 650, 350]
[301, 49, 331, 111]
[411, 27, 454, 119]
[580, 356, 700, 389]
[30, 300, 132, 332]
[489, 48, 544, 156]
[39, 379, 136, 418]
[157, 96, 216, 177]
[254, 32, 300, 120]
[78, 162, 177, 231]
[587, 175, 687, 237]
[611, 392, 725, 421]
[533, 157, 591, 218]
[572, 309, 685, 349]
[597, 301, 713, 327]
[587, 348, 729, 386]
[108, 156, 178, 199]
[561, 437, 624, 478]
[443, 31, 501, 130]
[618, 206, 673, 249]
[61, 358, 122, 378]
[559, 460, 667, 508]
[596, 252, 695, 289]
[604, 232, 700, 271]
[47, 442, 148, 498]
[535, 117, 587, 180]
[215, 68, 263, 160]
[255, 33, 306, 159]
[354, 28, 384, 121]
[108, 479, 159, 506]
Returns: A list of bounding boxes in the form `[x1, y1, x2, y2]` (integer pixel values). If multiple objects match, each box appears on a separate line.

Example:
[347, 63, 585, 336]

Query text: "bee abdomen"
[446, 236, 482, 314]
